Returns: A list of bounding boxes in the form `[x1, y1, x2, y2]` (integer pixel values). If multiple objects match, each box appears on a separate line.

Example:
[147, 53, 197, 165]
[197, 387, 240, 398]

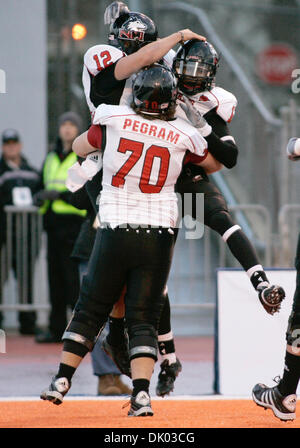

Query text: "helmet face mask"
[132, 64, 178, 118]
[109, 12, 158, 55]
[173, 40, 219, 95]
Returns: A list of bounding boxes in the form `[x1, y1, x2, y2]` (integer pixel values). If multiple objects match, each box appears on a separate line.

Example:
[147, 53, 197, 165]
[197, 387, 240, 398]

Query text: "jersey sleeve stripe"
[87, 125, 103, 149]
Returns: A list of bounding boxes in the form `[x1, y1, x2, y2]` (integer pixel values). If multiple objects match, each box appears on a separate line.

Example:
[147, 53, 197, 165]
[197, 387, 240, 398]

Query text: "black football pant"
[285, 232, 300, 345]
[74, 225, 175, 341]
[47, 230, 80, 339]
[158, 166, 261, 336]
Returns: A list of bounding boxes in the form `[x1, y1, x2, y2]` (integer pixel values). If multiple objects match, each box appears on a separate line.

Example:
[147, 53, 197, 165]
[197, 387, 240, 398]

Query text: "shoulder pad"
[93, 104, 131, 125]
[183, 87, 237, 123]
[208, 87, 237, 122]
[83, 44, 124, 76]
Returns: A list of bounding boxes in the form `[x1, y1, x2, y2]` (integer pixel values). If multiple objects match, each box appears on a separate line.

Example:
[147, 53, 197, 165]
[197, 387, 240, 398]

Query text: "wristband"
[179, 31, 185, 44]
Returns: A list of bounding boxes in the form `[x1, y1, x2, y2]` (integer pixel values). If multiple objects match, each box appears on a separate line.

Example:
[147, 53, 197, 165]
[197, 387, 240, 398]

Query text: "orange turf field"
[0, 399, 299, 428]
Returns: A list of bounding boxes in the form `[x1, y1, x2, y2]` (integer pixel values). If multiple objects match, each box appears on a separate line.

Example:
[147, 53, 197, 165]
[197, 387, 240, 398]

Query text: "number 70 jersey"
[92, 104, 208, 228]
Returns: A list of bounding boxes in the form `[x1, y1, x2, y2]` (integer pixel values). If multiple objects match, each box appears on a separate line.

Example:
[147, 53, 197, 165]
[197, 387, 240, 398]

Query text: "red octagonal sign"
[256, 43, 298, 85]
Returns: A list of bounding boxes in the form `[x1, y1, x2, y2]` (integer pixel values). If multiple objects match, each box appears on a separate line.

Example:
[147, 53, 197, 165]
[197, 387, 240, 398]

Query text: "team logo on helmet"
[127, 19, 147, 31]
[119, 19, 147, 41]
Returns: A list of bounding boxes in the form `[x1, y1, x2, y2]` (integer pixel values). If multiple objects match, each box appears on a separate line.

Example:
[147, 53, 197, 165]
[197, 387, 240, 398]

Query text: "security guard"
[35, 112, 86, 343]
[0, 129, 40, 334]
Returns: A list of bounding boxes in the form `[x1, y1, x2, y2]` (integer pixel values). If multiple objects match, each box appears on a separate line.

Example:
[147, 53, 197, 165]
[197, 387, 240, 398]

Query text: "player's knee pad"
[286, 311, 300, 347]
[127, 323, 158, 361]
[206, 209, 236, 237]
[62, 310, 103, 352]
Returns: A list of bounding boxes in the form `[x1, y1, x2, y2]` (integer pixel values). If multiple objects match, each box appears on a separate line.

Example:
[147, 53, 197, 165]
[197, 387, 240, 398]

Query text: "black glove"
[258, 285, 286, 315]
[33, 190, 60, 206]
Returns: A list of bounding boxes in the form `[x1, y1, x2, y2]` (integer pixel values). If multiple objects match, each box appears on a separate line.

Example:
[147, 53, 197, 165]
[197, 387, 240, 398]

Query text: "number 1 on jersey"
[93, 51, 112, 72]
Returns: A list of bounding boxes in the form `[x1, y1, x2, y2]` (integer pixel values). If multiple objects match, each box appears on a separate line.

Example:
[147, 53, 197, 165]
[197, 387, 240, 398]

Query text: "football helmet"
[173, 39, 219, 95]
[132, 64, 177, 116]
[108, 12, 158, 55]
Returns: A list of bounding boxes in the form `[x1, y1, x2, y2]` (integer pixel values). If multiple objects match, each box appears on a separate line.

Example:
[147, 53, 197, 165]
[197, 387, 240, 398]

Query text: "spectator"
[0, 129, 41, 334]
[35, 112, 86, 343]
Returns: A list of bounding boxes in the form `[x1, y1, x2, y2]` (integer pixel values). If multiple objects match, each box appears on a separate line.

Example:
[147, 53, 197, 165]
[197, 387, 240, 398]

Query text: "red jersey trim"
[184, 148, 208, 165]
[87, 125, 103, 149]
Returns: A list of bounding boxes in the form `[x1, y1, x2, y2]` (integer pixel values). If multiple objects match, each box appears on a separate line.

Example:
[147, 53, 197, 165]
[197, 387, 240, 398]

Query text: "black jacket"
[0, 155, 41, 245]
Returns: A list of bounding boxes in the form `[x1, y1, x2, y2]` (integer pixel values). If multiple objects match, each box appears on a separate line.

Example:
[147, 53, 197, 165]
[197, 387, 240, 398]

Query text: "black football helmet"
[108, 12, 158, 55]
[173, 39, 219, 95]
[132, 64, 178, 116]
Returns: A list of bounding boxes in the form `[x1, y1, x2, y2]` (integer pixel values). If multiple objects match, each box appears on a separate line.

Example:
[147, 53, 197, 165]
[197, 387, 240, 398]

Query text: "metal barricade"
[0, 206, 49, 312]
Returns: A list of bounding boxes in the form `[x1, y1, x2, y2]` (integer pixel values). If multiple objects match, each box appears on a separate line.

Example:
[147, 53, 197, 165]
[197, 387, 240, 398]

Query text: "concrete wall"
[0, 0, 47, 170]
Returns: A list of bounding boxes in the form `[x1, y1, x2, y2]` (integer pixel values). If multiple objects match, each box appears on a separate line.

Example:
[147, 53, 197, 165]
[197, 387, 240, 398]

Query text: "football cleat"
[156, 358, 182, 397]
[102, 336, 131, 378]
[252, 383, 296, 421]
[40, 376, 71, 405]
[126, 391, 154, 417]
[258, 284, 285, 315]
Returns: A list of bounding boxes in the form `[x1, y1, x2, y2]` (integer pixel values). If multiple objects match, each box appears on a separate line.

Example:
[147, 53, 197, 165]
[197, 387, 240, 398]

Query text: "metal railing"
[0, 206, 49, 312]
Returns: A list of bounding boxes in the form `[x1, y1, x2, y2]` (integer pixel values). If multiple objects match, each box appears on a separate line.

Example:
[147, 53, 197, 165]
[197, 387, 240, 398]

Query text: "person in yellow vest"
[34, 112, 86, 343]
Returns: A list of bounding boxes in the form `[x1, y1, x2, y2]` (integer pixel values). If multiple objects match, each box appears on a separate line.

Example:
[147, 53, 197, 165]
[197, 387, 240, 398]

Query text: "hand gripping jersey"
[90, 104, 208, 228]
[177, 86, 237, 122]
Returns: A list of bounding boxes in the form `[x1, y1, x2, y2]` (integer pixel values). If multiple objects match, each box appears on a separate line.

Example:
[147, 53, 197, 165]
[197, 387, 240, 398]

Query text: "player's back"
[93, 104, 207, 228]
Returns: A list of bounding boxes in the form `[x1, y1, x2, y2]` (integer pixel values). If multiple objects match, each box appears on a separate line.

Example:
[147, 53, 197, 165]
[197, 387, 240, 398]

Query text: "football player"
[77, 3, 285, 397]
[40, 64, 221, 417]
[78, 7, 205, 392]
[95, 37, 286, 397]
[252, 137, 300, 421]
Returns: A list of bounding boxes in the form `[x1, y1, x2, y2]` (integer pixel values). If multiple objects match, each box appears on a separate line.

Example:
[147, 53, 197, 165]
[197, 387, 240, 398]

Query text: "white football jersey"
[93, 104, 208, 228]
[176, 86, 237, 123]
[82, 44, 176, 114]
[82, 44, 129, 115]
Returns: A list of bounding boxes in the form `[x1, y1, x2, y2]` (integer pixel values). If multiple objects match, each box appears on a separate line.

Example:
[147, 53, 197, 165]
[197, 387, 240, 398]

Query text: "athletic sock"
[157, 295, 176, 364]
[107, 316, 125, 346]
[158, 332, 177, 365]
[56, 363, 76, 383]
[132, 378, 150, 397]
[278, 351, 300, 396]
[224, 229, 260, 271]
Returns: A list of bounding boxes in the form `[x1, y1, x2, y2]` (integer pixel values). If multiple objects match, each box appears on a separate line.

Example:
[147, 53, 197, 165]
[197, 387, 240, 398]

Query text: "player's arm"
[185, 120, 223, 174]
[196, 152, 222, 174]
[114, 29, 206, 80]
[73, 131, 97, 158]
[204, 109, 238, 169]
[68, 127, 104, 193]
[180, 97, 238, 169]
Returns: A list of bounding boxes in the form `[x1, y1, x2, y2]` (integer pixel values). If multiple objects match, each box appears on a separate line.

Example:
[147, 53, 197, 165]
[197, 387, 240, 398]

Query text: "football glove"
[258, 285, 286, 316]
[104, 1, 130, 25]
[286, 137, 300, 161]
[179, 96, 212, 137]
